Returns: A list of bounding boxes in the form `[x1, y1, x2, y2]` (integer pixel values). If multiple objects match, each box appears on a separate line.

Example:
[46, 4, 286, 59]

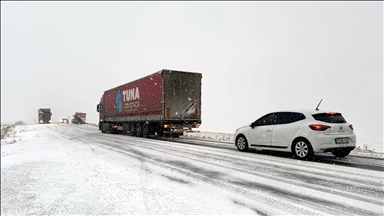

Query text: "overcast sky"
[1, 2, 382, 146]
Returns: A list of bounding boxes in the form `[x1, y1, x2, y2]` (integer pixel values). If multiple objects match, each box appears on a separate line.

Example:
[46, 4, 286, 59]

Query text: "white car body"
[234, 109, 356, 160]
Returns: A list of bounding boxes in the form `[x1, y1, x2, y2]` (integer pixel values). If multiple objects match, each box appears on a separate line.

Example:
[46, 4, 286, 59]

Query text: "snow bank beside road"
[184, 131, 384, 158]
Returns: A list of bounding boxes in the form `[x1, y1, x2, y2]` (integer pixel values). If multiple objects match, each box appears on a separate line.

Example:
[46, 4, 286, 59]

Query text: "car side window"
[276, 112, 306, 124]
[253, 113, 277, 126]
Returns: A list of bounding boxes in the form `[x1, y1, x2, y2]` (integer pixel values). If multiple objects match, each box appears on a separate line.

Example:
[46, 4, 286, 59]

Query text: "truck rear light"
[349, 124, 353, 130]
[164, 124, 170, 129]
[309, 124, 331, 131]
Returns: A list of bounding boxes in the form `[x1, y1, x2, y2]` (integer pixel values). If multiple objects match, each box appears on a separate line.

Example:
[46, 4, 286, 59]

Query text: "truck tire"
[110, 124, 117, 134]
[136, 122, 142, 137]
[142, 124, 149, 138]
[130, 123, 136, 136]
[157, 128, 164, 137]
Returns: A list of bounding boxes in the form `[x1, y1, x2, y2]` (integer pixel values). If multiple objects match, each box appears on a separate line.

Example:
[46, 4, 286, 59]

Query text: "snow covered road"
[1, 123, 384, 215]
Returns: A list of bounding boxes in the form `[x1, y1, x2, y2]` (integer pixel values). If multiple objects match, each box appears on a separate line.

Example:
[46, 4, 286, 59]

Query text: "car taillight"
[349, 124, 353, 130]
[309, 124, 331, 131]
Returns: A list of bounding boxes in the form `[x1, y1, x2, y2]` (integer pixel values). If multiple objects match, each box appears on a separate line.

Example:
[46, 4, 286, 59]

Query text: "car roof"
[268, 109, 341, 115]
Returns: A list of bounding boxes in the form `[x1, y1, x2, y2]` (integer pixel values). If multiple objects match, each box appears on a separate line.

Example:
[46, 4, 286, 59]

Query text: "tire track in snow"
[102, 133, 384, 205]
[74, 137, 376, 215]
[51, 124, 153, 214]
[51, 124, 384, 215]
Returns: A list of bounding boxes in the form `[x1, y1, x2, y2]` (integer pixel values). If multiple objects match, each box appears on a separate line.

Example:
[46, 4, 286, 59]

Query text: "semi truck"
[96, 69, 202, 137]
[38, 108, 52, 124]
[72, 112, 86, 124]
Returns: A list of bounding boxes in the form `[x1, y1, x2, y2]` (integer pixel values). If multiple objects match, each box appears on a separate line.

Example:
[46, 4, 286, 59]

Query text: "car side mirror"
[97, 104, 103, 112]
[251, 122, 256, 129]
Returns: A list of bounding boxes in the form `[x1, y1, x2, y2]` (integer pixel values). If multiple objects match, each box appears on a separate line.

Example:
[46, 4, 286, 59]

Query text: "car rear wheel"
[236, 135, 249, 152]
[292, 139, 314, 160]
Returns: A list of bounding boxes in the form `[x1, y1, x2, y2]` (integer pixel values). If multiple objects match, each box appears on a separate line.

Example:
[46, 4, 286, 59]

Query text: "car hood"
[236, 124, 250, 131]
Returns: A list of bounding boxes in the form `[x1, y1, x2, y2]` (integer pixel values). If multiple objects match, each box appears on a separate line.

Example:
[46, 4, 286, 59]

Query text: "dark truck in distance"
[97, 69, 202, 137]
[72, 112, 86, 124]
[38, 108, 52, 124]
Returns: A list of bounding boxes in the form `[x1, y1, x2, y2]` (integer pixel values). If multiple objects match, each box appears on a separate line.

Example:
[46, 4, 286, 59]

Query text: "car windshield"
[312, 113, 346, 123]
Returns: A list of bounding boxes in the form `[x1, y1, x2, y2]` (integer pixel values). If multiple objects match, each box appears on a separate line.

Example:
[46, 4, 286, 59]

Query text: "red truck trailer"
[72, 112, 86, 124]
[96, 69, 202, 137]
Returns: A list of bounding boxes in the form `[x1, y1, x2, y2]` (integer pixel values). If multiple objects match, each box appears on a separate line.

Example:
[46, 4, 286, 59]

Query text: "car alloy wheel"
[236, 135, 249, 152]
[293, 139, 313, 160]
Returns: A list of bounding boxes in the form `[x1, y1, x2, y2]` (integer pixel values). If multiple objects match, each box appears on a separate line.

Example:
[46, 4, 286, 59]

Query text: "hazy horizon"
[2, 2, 382, 150]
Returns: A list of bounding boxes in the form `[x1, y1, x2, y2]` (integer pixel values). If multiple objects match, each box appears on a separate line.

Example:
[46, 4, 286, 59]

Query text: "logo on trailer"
[116, 91, 123, 112]
[123, 87, 140, 101]
[122, 87, 140, 110]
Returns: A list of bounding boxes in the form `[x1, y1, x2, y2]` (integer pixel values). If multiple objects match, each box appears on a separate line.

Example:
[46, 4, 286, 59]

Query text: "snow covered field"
[1, 122, 384, 215]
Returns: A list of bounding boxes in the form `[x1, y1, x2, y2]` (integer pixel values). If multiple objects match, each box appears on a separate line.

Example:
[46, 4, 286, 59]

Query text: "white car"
[234, 109, 356, 160]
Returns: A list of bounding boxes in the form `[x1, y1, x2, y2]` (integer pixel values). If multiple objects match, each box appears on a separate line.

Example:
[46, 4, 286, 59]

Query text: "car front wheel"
[236, 135, 249, 152]
[292, 139, 314, 160]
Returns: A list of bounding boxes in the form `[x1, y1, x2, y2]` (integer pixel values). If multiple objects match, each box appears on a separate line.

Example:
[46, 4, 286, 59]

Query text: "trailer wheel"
[110, 124, 117, 134]
[130, 123, 136, 136]
[136, 122, 142, 137]
[157, 128, 164, 137]
[142, 124, 149, 138]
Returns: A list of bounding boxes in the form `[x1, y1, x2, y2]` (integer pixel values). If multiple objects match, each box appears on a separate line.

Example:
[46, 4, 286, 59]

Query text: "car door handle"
[266, 129, 272, 132]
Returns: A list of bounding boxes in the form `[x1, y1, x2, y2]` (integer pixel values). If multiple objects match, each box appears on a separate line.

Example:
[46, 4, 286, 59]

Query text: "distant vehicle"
[60, 118, 69, 123]
[72, 112, 86, 124]
[96, 69, 202, 137]
[234, 110, 356, 160]
[38, 108, 52, 124]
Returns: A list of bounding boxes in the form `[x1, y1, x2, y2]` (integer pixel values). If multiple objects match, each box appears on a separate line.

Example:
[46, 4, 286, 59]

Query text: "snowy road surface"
[1, 123, 384, 215]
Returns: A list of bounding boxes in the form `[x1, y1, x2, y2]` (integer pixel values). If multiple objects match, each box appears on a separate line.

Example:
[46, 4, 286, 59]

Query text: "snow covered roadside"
[1, 123, 256, 215]
[184, 131, 384, 159]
